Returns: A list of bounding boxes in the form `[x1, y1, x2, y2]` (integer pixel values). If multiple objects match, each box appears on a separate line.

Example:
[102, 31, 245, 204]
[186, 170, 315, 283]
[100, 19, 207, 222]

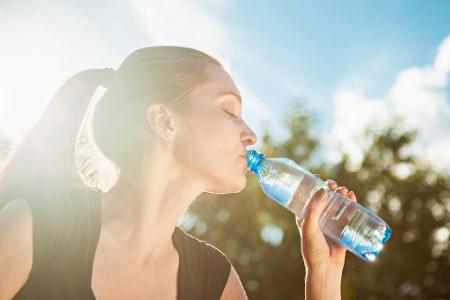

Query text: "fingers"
[348, 191, 357, 202]
[335, 186, 349, 196]
[295, 177, 358, 234]
[325, 179, 338, 191]
[324, 178, 357, 202]
[300, 188, 328, 236]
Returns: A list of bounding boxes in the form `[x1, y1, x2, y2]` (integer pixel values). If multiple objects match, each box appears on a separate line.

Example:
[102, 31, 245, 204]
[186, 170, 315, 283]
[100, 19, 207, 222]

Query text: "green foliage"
[186, 101, 450, 299]
[335, 124, 450, 299]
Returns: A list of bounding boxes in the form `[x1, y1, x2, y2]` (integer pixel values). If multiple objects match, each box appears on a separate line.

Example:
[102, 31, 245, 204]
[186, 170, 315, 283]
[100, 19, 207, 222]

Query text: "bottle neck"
[246, 150, 265, 173]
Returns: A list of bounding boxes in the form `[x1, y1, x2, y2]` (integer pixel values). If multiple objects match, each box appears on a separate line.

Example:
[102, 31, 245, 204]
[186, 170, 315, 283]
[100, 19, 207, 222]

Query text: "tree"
[335, 125, 450, 299]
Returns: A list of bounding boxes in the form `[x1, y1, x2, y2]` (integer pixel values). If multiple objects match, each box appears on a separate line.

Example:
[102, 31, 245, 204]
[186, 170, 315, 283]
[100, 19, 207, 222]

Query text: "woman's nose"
[241, 121, 257, 146]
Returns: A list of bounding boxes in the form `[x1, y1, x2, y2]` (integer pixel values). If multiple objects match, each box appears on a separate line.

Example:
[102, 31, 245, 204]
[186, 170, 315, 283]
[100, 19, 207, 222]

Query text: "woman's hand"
[295, 177, 357, 300]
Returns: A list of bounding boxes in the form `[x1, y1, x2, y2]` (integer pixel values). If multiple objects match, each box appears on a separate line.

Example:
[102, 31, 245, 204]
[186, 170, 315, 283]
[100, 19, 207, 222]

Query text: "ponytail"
[0, 68, 113, 208]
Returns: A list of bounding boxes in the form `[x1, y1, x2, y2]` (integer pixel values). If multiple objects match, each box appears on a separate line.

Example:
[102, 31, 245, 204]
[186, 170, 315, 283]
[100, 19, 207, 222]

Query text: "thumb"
[297, 188, 328, 236]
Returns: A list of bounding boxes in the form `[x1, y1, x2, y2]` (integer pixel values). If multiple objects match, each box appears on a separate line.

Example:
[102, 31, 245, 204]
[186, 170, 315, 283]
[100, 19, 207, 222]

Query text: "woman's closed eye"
[224, 110, 239, 119]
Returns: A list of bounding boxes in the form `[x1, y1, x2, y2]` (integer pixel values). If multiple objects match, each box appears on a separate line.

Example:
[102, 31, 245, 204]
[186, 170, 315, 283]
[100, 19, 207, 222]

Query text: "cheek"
[172, 109, 243, 184]
[179, 109, 236, 151]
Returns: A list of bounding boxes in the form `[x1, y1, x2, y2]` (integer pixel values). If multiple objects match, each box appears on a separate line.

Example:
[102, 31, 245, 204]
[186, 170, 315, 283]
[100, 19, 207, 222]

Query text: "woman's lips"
[239, 156, 248, 171]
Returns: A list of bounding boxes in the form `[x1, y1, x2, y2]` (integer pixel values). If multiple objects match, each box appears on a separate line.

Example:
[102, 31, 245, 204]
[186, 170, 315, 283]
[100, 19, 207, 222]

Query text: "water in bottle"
[246, 149, 392, 262]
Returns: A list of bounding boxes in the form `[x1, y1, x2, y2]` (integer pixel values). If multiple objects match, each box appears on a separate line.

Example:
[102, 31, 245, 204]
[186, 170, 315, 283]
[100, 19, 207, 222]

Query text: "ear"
[146, 104, 176, 142]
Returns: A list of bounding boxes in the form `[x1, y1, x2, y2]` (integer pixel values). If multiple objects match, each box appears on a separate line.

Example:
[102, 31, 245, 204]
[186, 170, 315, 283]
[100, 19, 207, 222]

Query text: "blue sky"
[1, 0, 449, 171]
[223, 0, 450, 121]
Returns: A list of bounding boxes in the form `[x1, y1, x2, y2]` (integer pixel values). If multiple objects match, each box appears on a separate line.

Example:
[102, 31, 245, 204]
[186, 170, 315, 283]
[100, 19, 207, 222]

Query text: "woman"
[0, 46, 357, 300]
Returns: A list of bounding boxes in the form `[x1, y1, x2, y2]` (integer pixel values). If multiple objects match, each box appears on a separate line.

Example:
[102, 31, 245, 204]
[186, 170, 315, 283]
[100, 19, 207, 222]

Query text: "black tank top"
[12, 189, 231, 300]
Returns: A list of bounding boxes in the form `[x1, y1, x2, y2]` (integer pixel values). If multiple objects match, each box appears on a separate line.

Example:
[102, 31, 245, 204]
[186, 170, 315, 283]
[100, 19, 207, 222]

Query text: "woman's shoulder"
[173, 226, 232, 298]
[0, 198, 33, 299]
[173, 226, 232, 269]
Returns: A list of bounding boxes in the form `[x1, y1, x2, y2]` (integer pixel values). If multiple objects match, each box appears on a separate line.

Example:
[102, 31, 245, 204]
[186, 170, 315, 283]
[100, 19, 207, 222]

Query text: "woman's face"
[172, 64, 257, 194]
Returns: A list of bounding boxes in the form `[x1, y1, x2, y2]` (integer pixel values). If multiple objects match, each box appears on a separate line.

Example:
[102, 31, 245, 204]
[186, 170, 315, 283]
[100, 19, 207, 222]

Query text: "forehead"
[188, 64, 241, 105]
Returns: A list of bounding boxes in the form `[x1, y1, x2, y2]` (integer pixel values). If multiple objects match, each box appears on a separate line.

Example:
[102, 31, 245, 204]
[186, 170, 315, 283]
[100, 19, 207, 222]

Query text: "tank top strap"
[172, 226, 232, 300]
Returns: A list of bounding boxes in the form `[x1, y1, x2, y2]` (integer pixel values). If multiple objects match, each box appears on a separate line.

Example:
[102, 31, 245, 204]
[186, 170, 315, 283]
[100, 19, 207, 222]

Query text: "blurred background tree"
[182, 99, 450, 300]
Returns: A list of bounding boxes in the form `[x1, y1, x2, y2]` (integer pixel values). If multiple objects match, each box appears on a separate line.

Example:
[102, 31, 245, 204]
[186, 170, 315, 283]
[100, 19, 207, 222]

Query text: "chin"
[228, 175, 247, 193]
[207, 174, 247, 194]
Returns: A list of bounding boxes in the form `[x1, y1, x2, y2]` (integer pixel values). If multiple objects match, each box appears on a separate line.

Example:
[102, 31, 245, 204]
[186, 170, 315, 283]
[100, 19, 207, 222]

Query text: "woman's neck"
[99, 155, 203, 264]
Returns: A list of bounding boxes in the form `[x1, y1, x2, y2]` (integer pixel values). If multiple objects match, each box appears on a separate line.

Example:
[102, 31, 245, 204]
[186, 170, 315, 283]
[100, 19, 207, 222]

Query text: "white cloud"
[435, 36, 450, 73]
[329, 36, 450, 173]
[329, 89, 390, 167]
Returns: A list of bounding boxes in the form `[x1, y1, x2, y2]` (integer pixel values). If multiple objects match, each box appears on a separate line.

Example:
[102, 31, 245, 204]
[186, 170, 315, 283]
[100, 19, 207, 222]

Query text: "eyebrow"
[217, 91, 242, 105]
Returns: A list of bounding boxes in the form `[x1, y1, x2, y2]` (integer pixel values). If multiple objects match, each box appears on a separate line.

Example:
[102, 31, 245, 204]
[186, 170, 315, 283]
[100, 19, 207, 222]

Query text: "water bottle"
[246, 149, 392, 262]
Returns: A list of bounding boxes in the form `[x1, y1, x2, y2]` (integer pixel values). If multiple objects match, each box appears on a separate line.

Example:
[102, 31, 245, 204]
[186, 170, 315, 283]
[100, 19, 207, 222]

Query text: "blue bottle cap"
[246, 149, 265, 173]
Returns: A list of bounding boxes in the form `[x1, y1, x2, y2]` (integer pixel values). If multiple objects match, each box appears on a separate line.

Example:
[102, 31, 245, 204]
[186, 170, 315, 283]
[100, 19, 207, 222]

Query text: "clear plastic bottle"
[246, 149, 392, 262]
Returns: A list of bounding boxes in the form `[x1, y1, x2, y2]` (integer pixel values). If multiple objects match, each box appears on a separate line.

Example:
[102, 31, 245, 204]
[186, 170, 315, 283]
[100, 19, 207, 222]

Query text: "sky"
[1, 0, 449, 173]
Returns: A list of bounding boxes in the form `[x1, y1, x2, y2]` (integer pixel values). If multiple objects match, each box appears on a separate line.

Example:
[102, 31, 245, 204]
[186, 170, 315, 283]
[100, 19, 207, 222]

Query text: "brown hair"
[0, 46, 223, 208]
